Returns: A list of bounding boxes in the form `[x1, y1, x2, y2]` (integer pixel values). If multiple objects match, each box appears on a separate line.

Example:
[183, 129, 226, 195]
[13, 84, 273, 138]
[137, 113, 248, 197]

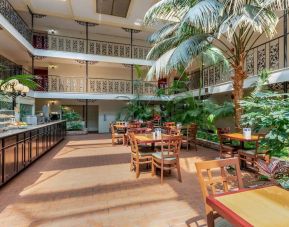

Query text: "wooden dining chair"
[238, 134, 268, 170]
[219, 134, 239, 158]
[195, 158, 244, 226]
[217, 128, 239, 158]
[182, 123, 198, 151]
[168, 126, 181, 136]
[111, 124, 125, 145]
[128, 132, 153, 178]
[152, 135, 182, 184]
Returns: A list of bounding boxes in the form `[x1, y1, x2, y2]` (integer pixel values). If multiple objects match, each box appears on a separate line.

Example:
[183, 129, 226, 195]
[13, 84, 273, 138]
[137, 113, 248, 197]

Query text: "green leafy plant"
[61, 106, 84, 131]
[241, 71, 289, 157]
[66, 121, 83, 131]
[62, 110, 81, 121]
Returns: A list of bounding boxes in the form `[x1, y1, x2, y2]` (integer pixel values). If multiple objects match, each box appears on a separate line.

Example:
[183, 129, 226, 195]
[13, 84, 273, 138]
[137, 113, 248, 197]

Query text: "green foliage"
[160, 93, 234, 131]
[66, 121, 83, 131]
[0, 74, 39, 90]
[61, 106, 84, 131]
[144, 0, 282, 80]
[62, 108, 81, 121]
[118, 95, 154, 121]
[241, 71, 289, 157]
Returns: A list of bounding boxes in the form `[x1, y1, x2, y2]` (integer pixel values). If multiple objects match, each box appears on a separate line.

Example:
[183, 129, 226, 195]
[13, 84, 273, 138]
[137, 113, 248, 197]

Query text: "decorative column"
[122, 28, 141, 94]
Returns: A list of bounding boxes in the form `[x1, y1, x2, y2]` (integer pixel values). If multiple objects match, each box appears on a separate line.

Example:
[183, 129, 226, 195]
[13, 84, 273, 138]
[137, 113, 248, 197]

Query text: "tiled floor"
[0, 134, 234, 227]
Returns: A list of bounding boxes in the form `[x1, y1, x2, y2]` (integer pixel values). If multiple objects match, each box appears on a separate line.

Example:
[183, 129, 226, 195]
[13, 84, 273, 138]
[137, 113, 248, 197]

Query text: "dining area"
[110, 121, 198, 183]
[110, 121, 289, 226]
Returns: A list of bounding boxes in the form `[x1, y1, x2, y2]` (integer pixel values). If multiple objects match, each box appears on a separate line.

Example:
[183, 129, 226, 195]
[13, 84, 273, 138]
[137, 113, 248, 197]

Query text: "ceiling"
[9, 0, 158, 31]
[96, 0, 131, 18]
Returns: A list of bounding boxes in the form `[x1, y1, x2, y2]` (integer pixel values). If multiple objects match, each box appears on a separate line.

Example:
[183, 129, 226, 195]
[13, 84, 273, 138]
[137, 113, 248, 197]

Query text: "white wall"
[98, 100, 126, 133]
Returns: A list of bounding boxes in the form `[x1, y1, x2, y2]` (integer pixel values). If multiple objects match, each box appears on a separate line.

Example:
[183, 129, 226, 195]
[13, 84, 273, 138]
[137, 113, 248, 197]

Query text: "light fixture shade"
[14, 83, 24, 92]
[8, 79, 19, 85]
[22, 86, 30, 93]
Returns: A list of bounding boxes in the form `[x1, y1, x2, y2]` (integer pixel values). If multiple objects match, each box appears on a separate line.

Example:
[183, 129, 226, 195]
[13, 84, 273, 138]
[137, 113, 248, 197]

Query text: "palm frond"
[184, 0, 222, 33]
[146, 36, 179, 60]
[218, 5, 278, 40]
[148, 22, 179, 43]
[261, 0, 289, 10]
[144, 0, 192, 25]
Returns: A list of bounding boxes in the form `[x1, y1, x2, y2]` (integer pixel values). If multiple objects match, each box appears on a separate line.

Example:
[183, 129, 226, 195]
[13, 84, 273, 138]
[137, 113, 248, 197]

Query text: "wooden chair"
[152, 135, 182, 184]
[163, 122, 176, 127]
[195, 158, 244, 227]
[128, 132, 153, 178]
[217, 128, 240, 158]
[182, 123, 198, 151]
[219, 134, 239, 158]
[168, 126, 181, 136]
[111, 125, 125, 145]
[238, 134, 268, 170]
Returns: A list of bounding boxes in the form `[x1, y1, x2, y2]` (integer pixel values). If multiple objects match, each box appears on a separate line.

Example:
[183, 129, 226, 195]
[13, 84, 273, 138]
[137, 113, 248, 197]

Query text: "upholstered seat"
[152, 152, 176, 161]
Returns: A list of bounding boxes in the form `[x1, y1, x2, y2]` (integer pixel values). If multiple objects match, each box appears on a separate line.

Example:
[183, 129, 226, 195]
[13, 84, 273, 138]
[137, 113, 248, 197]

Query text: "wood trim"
[206, 196, 253, 227]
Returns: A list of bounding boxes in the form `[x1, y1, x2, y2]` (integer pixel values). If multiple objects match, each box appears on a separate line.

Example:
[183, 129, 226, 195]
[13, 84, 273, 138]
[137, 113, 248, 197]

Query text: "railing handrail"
[43, 33, 151, 49]
[47, 75, 157, 83]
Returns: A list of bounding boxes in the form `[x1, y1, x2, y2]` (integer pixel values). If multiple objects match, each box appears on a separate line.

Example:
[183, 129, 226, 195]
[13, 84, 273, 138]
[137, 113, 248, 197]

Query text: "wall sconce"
[48, 64, 57, 70]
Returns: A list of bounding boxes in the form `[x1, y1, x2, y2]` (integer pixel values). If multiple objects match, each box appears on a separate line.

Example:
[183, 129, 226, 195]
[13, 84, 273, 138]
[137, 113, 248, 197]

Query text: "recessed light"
[134, 19, 143, 26]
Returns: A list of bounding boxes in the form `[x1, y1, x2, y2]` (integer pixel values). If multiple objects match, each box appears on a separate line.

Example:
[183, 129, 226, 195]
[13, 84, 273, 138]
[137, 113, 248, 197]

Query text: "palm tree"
[144, 0, 288, 130]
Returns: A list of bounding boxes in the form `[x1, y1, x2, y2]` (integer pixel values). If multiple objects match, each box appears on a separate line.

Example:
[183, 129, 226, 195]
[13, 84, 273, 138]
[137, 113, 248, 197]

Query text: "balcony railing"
[0, 0, 32, 42]
[0, 0, 150, 60]
[42, 34, 150, 59]
[46, 75, 157, 96]
[198, 35, 285, 88]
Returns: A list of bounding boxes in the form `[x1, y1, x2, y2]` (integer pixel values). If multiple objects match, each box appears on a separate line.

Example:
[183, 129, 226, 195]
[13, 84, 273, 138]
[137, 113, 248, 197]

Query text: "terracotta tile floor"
[0, 134, 253, 227]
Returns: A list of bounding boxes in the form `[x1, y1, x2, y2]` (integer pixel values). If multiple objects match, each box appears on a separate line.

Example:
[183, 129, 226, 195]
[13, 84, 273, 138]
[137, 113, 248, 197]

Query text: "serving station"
[0, 120, 66, 186]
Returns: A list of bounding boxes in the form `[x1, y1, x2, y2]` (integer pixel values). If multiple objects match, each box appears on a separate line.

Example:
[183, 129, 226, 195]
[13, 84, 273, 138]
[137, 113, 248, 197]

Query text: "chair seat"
[139, 151, 154, 157]
[215, 217, 232, 227]
[152, 152, 176, 161]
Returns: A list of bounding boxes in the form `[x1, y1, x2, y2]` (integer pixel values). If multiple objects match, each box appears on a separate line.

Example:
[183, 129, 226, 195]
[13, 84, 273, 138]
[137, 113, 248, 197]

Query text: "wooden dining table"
[134, 133, 169, 144]
[206, 186, 289, 227]
[222, 133, 260, 149]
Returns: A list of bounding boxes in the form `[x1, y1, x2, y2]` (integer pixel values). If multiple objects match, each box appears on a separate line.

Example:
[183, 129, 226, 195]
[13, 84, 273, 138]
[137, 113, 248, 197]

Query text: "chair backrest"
[164, 122, 176, 127]
[128, 132, 140, 158]
[128, 128, 147, 134]
[128, 122, 141, 128]
[111, 124, 116, 134]
[115, 121, 126, 126]
[188, 123, 198, 140]
[161, 135, 182, 158]
[195, 158, 244, 204]
[168, 126, 181, 136]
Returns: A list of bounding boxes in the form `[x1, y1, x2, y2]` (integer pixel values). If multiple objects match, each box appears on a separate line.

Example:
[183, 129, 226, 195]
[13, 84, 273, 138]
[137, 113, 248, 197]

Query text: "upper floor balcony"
[0, 0, 151, 62]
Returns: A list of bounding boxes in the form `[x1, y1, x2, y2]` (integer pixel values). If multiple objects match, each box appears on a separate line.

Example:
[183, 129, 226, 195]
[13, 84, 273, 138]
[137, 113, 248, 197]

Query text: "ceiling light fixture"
[48, 29, 56, 35]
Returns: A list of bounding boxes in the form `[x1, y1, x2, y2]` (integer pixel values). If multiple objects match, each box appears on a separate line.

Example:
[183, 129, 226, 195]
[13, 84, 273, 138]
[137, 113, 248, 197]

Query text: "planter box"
[66, 129, 88, 136]
[196, 138, 220, 150]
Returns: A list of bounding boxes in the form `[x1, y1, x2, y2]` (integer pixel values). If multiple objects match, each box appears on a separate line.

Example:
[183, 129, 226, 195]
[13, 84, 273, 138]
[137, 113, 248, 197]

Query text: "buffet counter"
[0, 121, 66, 186]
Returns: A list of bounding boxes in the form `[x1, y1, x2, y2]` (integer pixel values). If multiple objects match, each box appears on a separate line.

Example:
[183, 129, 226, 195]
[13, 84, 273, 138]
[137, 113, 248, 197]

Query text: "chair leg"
[136, 162, 140, 178]
[151, 159, 155, 176]
[194, 142, 198, 151]
[130, 156, 133, 171]
[161, 162, 164, 184]
[176, 160, 182, 183]
[112, 137, 115, 146]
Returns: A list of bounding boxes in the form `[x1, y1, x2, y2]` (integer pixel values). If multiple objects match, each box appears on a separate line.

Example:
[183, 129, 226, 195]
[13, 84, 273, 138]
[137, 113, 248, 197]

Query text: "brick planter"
[196, 138, 220, 150]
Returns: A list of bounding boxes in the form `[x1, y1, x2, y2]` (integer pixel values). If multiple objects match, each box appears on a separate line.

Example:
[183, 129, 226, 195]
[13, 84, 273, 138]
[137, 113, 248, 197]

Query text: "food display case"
[0, 110, 15, 131]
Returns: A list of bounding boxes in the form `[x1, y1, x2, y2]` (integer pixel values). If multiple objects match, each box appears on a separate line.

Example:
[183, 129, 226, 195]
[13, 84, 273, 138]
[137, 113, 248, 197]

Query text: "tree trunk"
[232, 59, 246, 132]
